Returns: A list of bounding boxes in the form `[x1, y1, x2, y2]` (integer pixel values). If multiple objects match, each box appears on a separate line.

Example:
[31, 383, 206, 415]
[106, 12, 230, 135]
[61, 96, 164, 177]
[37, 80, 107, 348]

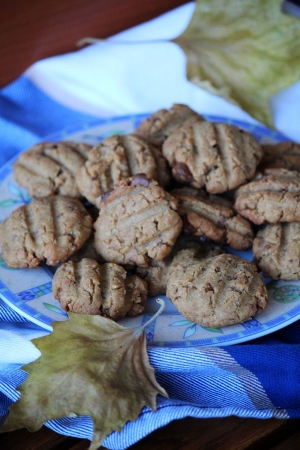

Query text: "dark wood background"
[1, 416, 300, 449]
[0, 0, 189, 88]
[1, 0, 300, 448]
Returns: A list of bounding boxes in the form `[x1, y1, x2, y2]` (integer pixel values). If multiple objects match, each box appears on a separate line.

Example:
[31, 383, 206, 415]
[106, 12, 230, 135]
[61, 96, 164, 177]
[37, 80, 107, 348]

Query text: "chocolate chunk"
[130, 173, 150, 187]
[172, 162, 194, 183]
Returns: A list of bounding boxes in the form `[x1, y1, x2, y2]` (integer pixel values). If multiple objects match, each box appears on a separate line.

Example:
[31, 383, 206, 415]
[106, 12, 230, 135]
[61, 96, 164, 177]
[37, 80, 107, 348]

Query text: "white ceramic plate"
[1, 114, 300, 347]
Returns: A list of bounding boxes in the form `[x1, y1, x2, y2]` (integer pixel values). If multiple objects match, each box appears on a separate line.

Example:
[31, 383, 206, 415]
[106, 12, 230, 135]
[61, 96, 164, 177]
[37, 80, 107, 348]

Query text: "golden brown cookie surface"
[234, 168, 300, 224]
[171, 187, 253, 250]
[76, 134, 170, 208]
[253, 222, 300, 280]
[135, 103, 203, 148]
[13, 141, 91, 198]
[135, 235, 223, 297]
[162, 120, 262, 193]
[0, 196, 93, 268]
[52, 258, 147, 319]
[167, 253, 268, 328]
[94, 174, 182, 267]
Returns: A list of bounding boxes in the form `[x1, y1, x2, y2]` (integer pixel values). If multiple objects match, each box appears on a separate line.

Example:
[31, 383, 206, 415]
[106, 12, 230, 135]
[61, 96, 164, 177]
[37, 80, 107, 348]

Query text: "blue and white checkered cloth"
[1, 3, 300, 448]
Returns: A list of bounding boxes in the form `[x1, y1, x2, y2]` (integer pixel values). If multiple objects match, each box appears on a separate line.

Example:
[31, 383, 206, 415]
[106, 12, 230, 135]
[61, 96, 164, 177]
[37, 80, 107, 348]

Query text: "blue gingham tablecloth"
[1, 3, 300, 449]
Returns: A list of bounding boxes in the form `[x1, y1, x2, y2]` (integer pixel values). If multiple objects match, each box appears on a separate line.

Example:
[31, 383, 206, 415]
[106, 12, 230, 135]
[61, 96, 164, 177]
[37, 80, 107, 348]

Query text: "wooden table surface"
[1, 0, 300, 448]
[1, 416, 300, 449]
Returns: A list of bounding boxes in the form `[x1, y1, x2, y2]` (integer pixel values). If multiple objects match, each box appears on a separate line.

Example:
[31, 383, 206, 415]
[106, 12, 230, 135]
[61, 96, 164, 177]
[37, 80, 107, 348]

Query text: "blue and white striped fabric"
[1, 2, 300, 448]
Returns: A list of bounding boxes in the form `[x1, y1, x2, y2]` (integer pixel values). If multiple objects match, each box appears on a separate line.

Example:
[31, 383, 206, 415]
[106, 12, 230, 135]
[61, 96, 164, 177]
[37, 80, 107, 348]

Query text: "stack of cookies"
[2, 104, 299, 328]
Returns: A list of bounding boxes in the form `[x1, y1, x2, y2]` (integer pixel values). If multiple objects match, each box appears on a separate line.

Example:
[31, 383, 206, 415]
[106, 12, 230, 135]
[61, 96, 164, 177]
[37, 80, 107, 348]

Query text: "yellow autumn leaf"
[173, 0, 300, 127]
[0, 301, 167, 450]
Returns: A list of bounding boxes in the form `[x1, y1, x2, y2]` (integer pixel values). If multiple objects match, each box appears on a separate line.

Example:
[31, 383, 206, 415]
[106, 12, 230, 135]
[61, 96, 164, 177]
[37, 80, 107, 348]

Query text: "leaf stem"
[136, 298, 166, 335]
[76, 37, 169, 47]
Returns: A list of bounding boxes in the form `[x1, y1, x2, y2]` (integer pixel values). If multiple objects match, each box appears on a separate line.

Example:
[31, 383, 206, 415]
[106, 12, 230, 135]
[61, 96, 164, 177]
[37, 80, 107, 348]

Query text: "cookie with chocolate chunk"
[94, 174, 182, 267]
[0, 196, 93, 268]
[53, 258, 147, 319]
[76, 134, 170, 208]
[167, 253, 268, 328]
[135, 103, 203, 148]
[253, 222, 300, 280]
[14, 141, 91, 198]
[234, 168, 300, 224]
[171, 187, 253, 250]
[162, 120, 262, 193]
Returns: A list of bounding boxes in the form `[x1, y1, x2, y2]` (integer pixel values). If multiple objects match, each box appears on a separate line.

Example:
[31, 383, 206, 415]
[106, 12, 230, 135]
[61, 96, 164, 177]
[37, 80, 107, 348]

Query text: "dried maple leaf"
[173, 0, 300, 127]
[0, 300, 167, 450]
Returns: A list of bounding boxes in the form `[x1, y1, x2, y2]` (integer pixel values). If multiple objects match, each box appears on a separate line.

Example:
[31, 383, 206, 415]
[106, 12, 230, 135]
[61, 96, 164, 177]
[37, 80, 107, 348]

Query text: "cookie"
[94, 174, 183, 267]
[135, 103, 203, 147]
[76, 134, 170, 208]
[253, 222, 300, 280]
[52, 258, 147, 319]
[14, 141, 91, 198]
[259, 141, 300, 172]
[162, 120, 262, 193]
[136, 235, 223, 297]
[234, 168, 300, 224]
[0, 196, 93, 268]
[166, 253, 268, 328]
[171, 187, 253, 250]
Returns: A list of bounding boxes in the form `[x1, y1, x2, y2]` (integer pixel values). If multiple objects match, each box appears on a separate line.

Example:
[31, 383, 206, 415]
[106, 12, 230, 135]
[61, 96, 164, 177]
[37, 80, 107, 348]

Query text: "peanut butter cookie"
[0, 196, 93, 268]
[234, 168, 300, 224]
[14, 141, 91, 198]
[259, 141, 300, 172]
[76, 134, 170, 208]
[171, 187, 253, 250]
[135, 103, 203, 148]
[136, 236, 223, 297]
[94, 174, 182, 267]
[53, 258, 147, 319]
[253, 222, 300, 280]
[167, 253, 268, 328]
[162, 120, 262, 193]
